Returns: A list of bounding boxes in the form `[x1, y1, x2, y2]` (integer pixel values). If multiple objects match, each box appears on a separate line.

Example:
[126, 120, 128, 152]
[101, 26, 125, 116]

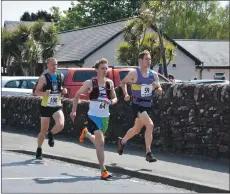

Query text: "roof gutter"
[151, 25, 202, 66]
[199, 62, 204, 79]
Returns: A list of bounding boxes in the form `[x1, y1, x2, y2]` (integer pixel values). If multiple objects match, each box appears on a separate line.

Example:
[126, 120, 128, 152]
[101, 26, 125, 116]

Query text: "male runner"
[117, 50, 163, 162]
[35, 57, 67, 159]
[70, 58, 118, 180]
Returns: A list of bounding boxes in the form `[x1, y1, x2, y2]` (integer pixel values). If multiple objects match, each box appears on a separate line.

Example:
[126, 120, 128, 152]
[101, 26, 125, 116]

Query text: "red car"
[56, 66, 171, 99]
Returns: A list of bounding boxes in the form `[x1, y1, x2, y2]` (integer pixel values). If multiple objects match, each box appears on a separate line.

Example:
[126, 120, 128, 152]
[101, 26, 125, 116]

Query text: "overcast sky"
[1, 1, 229, 24]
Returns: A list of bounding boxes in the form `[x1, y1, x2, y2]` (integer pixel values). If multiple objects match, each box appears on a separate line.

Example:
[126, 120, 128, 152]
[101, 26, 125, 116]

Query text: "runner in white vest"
[70, 58, 118, 180]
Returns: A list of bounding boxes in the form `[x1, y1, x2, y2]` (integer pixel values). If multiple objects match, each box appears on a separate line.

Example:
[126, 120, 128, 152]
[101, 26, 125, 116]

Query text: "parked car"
[2, 76, 39, 96]
[56, 66, 171, 99]
[185, 79, 229, 84]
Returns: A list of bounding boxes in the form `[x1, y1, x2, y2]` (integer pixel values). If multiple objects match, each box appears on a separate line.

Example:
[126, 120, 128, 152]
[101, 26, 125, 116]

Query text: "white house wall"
[153, 48, 197, 80]
[84, 28, 156, 67]
[84, 28, 198, 80]
[199, 68, 230, 80]
[84, 33, 125, 67]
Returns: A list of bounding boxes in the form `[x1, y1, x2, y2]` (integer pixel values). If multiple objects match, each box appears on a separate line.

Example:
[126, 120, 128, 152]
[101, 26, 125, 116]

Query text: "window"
[5, 80, 20, 88]
[57, 69, 69, 80]
[27, 80, 37, 89]
[73, 71, 97, 82]
[214, 72, 225, 80]
[158, 75, 169, 83]
[119, 71, 129, 81]
[172, 64, 176, 68]
[21, 79, 38, 89]
[215, 73, 225, 76]
[21, 80, 27, 88]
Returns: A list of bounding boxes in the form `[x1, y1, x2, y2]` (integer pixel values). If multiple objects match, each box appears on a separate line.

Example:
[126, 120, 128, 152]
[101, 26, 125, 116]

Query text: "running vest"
[41, 73, 63, 107]
[88, 78, 111, 117]
[131, 68, 155, 107]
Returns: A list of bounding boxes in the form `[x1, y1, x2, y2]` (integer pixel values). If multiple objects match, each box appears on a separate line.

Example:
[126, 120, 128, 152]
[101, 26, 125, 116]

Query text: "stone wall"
[2, 83, 230, 159]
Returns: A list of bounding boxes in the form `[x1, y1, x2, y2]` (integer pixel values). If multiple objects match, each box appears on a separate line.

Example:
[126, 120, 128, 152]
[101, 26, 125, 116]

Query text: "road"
[2, 151, 194, 193]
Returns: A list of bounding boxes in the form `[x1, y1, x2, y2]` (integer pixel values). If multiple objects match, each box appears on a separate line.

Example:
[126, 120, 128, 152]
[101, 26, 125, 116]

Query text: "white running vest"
[88, 86, 110, 117]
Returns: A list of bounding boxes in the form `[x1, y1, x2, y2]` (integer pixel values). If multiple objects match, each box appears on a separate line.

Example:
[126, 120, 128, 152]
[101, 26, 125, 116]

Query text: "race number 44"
[99, 103, 106, 109]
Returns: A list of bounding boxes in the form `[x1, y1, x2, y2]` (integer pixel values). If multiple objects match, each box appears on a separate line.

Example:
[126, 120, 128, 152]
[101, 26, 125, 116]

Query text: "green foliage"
[20, 10, 53, 22]
[1, 20, 59, 75]
[53, 0, 140, 31]
[117, 33, 176, 67]
[53, 0, 229, 39]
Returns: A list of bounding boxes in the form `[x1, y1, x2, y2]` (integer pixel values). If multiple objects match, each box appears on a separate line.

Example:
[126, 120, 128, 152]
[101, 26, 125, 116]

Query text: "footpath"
[2, 126, 229, 193]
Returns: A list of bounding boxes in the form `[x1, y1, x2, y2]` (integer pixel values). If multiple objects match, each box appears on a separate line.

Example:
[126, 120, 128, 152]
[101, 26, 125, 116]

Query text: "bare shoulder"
[130, 69, 137, 76]
[39, 75, 46, 83]
[106, 78, 114, 85]
[106, 78, 114, 87]
[150, 69, 158, 76]
[84, 79, 92, 87]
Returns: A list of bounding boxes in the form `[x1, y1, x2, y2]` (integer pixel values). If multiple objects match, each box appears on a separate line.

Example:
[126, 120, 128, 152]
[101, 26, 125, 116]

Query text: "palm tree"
[117, 1, 175, 69]
[31, 20, 59, 72]
[121, 1, 174, 76]
[1, 28, 13, 75]
[1, 24, 30, 75]
[2, 20, 59, 76]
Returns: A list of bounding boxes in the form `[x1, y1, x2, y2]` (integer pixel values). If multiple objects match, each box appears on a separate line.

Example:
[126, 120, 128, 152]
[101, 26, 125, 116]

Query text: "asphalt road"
[2, 151, 195, 193]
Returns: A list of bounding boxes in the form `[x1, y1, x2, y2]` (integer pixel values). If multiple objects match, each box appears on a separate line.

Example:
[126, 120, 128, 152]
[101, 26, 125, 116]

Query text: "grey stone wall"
[1, 83, 229, 159]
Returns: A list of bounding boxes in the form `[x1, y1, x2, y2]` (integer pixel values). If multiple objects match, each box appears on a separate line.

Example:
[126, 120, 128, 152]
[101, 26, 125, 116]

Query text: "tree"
[1, 20, 58, 75]
[55, 0, 228, 39]
[31, 20, 59, 71]
[1, 28, 15, 75]
[160, 1, 229, 40]
[50, 6, 62, 23]
[117, 1, 174, 77]
[20, 12, 31, 21]
[117, 32, 176, 68]
[55, 0, 140, 31]
[20, 10, 53, 22]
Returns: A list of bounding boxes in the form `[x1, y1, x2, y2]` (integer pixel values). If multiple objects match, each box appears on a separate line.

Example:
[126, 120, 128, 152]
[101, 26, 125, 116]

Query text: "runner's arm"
[120, 70, 136, 97]
[153, 72, 163, 95]
[60, 74, 67, 95]
[109, 81, 118, 105]
[35, 76, 49, 96]
[71, 80, 90, 113]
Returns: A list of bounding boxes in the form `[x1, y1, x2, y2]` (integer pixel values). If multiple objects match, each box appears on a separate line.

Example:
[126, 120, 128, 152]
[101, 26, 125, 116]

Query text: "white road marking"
[2, 152, 18, 156]
[129, 179, 140, 183]
[3, 176, 74, 180]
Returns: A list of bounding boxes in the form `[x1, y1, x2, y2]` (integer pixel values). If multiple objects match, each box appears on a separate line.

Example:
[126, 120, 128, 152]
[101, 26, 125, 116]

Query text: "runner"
[34, 57, 67, 159]
[70, 58, 118, 180]
[117, 50, 163, 162]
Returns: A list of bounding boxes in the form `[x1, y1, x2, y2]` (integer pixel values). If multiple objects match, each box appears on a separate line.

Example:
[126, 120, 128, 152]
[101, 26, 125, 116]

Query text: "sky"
[1, 1, 72, 24]
[1, 0, 229, 24]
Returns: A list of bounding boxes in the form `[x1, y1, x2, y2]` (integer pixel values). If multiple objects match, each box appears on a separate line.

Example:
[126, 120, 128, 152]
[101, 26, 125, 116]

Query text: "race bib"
[99, 102, 106, 110]
[47, 94, 59, 107]
[141, 84, 152, 97]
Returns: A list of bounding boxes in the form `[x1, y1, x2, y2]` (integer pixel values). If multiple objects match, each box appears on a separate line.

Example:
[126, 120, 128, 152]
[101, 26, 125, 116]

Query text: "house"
[54, 19, 205, 81]
[3, 21, 52, 31]
[173, 40, 229, 80]
[3, 20, 229, 80]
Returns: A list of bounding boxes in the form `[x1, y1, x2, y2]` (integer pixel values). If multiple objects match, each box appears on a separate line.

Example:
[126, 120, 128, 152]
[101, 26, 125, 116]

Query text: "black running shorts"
[40, 105, 62, 118]
[132, 103, 153, 118]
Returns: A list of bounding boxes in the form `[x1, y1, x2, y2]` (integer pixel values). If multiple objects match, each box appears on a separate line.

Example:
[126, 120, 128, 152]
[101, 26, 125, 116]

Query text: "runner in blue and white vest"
[70, 58, 118, 180]
[117, 50, 163, 162]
